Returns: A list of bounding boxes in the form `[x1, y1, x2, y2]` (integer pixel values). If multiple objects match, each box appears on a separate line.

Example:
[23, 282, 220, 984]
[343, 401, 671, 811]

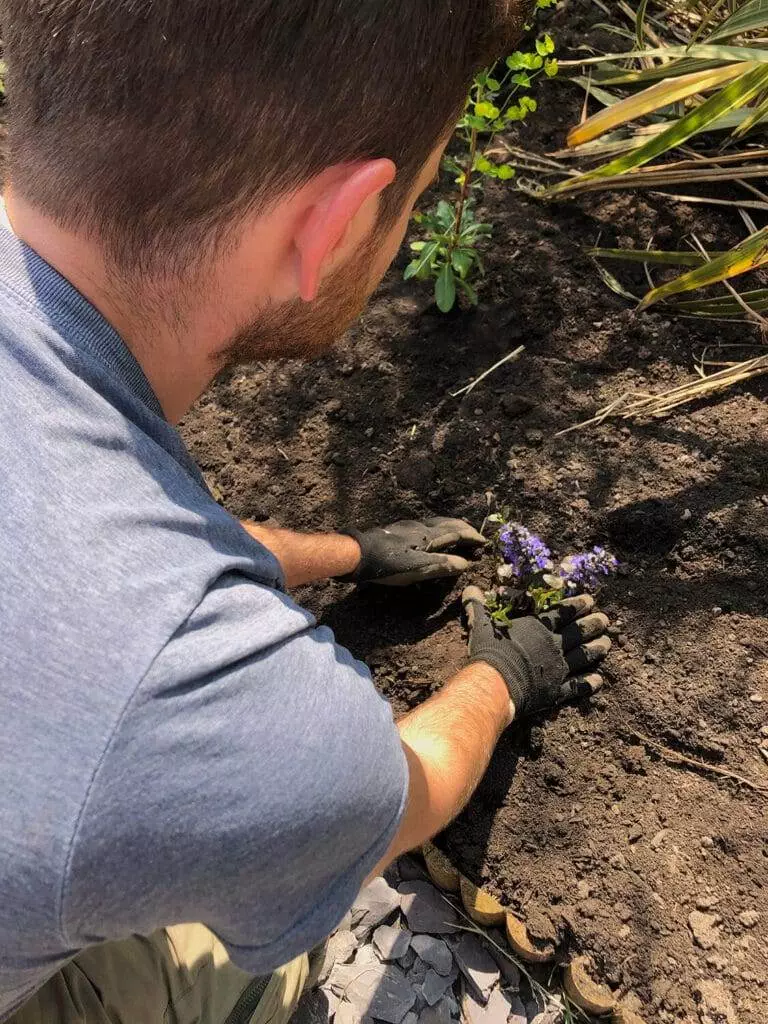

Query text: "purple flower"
[498, 523, 552, 580]
[560, 546, 618, 593]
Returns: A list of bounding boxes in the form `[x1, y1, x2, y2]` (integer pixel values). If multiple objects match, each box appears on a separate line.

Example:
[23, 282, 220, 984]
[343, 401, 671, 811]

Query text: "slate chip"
[374, 924, 412, 962]
[462, 986, 512, 1024]
[410, 935, 453, 977]
[352, 877, 401, 929]
[419, 1001, 454, 1024]
[331, 962, 415, 1024]
[420, 969, 455, 1007]
[398, 882, 460, 935]
[450, 933, 500, 1002]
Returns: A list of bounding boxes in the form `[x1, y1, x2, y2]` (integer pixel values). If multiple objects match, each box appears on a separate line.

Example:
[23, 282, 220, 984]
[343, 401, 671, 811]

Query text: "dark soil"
[4, 2, 767, 1018]
[182, 4, 768, 1017]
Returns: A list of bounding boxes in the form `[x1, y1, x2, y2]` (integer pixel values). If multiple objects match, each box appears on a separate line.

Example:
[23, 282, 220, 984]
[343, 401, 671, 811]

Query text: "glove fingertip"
[558, 672, 603, 703]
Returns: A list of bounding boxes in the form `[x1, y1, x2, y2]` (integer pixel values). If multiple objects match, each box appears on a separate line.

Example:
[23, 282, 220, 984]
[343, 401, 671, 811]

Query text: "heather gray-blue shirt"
[0, 216, 408, 1020]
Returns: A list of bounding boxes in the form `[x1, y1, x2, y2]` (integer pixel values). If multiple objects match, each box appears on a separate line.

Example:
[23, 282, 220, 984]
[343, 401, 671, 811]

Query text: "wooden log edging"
[420, 842, 646, 1024]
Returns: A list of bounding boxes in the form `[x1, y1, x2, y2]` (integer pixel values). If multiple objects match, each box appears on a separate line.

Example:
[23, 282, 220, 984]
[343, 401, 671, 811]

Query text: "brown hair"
[2, 0, 533, 275]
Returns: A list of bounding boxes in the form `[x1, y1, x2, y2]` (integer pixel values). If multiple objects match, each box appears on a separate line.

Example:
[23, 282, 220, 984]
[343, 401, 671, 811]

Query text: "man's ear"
[294, 159, 396, 302]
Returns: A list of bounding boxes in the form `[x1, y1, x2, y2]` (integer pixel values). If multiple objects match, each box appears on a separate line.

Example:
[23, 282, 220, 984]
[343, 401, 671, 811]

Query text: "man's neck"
[3, 192, 221, 423]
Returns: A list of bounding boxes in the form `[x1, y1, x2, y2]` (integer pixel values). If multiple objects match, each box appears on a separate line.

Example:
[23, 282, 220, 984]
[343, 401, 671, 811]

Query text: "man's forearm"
[240, 521, 360, 587]
[370, 662, 513, 876]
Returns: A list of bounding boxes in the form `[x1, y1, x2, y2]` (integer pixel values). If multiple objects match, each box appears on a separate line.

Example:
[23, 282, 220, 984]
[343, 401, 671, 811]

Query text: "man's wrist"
[335, 532, 363, 578]
[456, 661, 516, 731]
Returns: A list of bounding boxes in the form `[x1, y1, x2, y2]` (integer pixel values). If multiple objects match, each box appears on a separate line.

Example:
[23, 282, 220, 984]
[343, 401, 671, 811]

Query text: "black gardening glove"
[340, 518, 486, 586]
[462, 586, 611, 718]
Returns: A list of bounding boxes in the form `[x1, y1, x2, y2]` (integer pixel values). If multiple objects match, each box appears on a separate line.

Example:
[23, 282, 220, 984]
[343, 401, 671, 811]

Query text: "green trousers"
[9, 925, 309, 1024]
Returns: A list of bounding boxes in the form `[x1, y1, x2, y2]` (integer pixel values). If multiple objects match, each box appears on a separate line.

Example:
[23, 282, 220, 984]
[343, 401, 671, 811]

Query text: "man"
[0, 2, 612, 1023]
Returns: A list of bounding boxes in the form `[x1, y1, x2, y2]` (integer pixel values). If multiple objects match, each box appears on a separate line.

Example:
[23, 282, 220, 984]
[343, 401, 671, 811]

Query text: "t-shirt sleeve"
[61, 573, 409, 973]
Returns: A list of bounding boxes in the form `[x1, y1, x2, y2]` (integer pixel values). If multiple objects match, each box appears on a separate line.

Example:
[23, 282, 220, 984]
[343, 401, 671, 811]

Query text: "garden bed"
[2, 0, 765, 1017]
[182, 4, 767, 1018]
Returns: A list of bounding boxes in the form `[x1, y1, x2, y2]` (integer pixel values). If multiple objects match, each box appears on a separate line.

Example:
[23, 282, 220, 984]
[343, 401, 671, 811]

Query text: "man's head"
[2, 0, 532, 379]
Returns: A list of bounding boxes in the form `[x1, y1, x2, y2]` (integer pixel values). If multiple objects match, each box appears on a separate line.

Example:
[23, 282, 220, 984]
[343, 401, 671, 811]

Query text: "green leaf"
[435, 264, 457, 312]
[404, 241, 439, 282]
[507, 51, 543, 71]
[544, 58, 559, 77]
[566, 62, 752, 148]
[708, 0, 768, 42]
[486, 77, 501, 90]
[475, 101, 500, 119]
[457, 277, 479, 305]
[506, 51, 529, 70]
[497, 164, 516, 180]
[635, 0, 649, 48]
[474, 154, 496, 174]
[593, 263, 641, 303]
[549, 63, 768, 197]
[435, 200, 456, 230]
[732, 88, 768, 138]
[671, 287, 768, 314]
[462, 221, 493, 240]
[536, 34, 555, 56]
[585, 247, 725, 266]
[512, 71, 532, 87]
[451, 249, 475, 277]
[638, 227, 768, 310]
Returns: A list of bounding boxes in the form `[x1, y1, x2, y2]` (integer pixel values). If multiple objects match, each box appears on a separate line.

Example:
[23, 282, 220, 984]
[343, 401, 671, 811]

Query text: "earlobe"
[295, 159, 397, 302]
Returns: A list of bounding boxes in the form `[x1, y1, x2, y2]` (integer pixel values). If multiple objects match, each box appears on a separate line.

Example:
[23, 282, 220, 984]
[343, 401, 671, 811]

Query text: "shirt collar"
[0, 200, 164, 418]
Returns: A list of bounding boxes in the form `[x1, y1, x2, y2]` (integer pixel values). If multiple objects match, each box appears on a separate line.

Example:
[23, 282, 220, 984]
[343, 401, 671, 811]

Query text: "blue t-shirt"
[0, 216, 408, 1020]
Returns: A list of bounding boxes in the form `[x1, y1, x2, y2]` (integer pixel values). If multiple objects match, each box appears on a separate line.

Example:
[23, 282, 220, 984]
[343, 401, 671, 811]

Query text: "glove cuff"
[467, 652, 532, 718]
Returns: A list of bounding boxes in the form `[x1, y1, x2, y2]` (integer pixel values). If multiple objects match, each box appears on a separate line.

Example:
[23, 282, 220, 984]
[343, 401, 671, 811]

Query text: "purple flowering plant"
[487, 513, 617, 621]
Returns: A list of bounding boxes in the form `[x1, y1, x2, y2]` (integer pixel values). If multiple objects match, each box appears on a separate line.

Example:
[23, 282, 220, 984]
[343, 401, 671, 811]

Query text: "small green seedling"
[405, 201, 492, 311]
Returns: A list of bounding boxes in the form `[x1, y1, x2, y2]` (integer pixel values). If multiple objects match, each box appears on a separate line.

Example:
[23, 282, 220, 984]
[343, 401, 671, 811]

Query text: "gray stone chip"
[410, 935, 453, 977]
[398, 882, 460, 935]
[462, 986, 513, 1024]
[351, 877, 402, 930]
[419, 1001, 454, 1024]
[330, 961, 416, 1024]
[506, 994, 527, 1024]
[450, 933, 500, 1003]
[420, 969, 456, 1007]
[373, 924, 412, 962]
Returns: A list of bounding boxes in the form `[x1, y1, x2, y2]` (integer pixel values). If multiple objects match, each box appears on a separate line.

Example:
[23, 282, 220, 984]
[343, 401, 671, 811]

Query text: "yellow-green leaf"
[586, 247, 726, 266]
[567, 63, 751, 147]
[732, 88, 768, 138]
[708, 0, 768, 42]
[638, 227, 768, 310]
[549, 63, 768, 196]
